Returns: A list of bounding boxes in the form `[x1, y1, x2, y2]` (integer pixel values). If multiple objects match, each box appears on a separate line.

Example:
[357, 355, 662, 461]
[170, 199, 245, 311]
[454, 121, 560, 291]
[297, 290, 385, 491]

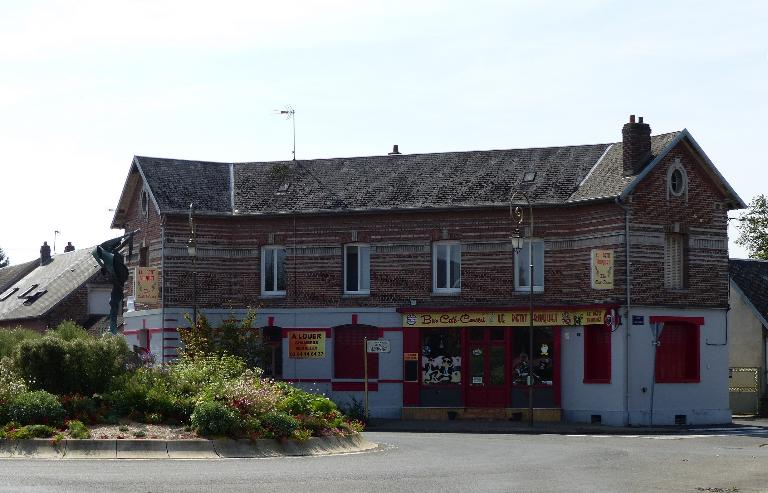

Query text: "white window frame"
[666, 159, 688, 201]
[261, 245, 286, 296]
[343, 243, 371, 295]
[432, 241, 461, 294]
[514, 239, 545, 292]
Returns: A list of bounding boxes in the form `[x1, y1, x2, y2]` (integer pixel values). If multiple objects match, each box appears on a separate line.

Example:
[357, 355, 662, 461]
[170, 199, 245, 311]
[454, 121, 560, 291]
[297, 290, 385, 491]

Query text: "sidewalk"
[366, 417, 768, 435]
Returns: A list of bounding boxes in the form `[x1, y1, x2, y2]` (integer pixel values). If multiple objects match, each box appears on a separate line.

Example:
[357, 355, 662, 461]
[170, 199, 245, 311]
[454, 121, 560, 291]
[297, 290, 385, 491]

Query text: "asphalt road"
[1, 430, 767, 493]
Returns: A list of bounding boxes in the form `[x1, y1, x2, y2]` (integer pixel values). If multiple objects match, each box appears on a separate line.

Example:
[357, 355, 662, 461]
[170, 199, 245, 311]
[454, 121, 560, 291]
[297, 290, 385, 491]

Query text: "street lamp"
[510, 191, 535, 427]
[188, 202, 198, 327]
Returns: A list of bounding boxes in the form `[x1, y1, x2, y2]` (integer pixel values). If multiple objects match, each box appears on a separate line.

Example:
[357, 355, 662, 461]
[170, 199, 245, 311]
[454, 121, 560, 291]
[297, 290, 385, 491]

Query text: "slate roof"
[0, 248, 102, 322]
[730, 259, 768, 327]
[111, 129, 744, 227]
[0, 259, 38, 294]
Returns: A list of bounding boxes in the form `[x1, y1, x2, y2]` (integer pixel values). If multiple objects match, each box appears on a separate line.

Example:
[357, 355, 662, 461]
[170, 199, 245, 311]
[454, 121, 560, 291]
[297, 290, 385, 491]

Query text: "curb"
[0, 435, 376, 460]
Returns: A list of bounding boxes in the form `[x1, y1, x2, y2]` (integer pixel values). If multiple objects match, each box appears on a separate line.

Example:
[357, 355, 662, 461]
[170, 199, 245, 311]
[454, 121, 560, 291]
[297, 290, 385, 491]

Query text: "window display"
[422, 328, 461, 384]
[512, 327, 554, 385]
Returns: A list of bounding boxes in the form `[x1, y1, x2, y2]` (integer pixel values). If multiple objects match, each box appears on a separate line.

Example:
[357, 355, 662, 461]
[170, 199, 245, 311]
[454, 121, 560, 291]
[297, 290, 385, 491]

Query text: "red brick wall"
[118, 138, 732, 312]
[628, 140, 730, 307]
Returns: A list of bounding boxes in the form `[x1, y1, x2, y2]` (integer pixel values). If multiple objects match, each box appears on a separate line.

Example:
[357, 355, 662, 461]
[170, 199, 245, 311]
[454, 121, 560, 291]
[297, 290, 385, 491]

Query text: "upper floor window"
[515, 240, 544, 292]
[664, 233, 685, 289]
[344, 244, 370, 295]
[261, 246, 286, 296]
[433, 242, 461, 294]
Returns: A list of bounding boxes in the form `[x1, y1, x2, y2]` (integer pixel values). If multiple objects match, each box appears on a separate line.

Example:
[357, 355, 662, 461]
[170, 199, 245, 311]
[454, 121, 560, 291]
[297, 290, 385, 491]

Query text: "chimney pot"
[638, 116, 644, 124]
[629, 115, 636, 123]
[64, 242, 75, 253]
[388, 144, 401, 156]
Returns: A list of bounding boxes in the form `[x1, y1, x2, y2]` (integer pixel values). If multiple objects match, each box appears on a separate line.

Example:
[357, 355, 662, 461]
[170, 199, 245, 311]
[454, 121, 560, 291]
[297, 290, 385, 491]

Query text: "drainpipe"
[615, 197, 632, 426]
[160, 217, 166, 367]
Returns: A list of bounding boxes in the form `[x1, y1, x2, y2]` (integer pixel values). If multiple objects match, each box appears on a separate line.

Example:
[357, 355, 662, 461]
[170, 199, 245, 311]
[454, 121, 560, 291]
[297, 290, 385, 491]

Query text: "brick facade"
[118, 137, 730, 314]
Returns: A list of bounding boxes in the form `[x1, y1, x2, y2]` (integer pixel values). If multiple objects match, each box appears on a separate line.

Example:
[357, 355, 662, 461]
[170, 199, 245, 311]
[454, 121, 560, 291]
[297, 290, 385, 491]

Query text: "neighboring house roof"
[0, 259, 39, 294]
[0, 248, 102, 322]
[111, 129, 745, 228]
[730, 259, 768, 329]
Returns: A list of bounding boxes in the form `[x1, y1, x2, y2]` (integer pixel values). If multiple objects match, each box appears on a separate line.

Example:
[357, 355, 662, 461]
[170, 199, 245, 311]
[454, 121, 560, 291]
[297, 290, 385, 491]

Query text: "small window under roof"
[523, 171, 537, 182]
[18, 284, 39, 298]
[22, 290, 47, 306]
[0, 287, 18, 302]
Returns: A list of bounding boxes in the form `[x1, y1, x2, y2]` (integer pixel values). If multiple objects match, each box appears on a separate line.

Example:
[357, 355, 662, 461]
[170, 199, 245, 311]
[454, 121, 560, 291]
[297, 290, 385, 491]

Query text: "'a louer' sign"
[288, 331, 326, 359]
[402, 309, 606, 328]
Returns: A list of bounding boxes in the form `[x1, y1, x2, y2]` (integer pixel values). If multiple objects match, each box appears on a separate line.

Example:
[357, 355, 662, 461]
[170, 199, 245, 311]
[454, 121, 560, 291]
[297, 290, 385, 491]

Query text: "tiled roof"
[568, 132, 681, 202]
[114, 128, 741, 222]
[730, 259, 768, 326]
[0, 248, 102, 322]
[0, 259, 38, 294]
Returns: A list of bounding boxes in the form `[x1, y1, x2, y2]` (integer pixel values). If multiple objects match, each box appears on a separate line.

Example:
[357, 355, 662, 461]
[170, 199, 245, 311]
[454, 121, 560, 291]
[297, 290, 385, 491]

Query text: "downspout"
[160, 216, 166, 367]
[615, 196, 632, 426]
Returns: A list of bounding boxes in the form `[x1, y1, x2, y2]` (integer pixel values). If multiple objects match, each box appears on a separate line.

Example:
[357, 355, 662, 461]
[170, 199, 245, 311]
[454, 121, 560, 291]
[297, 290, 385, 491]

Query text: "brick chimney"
[40, 241, 52, 265]
[622, 115, 652, 176]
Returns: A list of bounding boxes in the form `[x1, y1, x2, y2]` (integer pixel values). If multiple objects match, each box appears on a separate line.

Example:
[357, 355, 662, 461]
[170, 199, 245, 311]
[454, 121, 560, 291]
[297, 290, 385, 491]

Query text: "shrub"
[7, 424, 57, 439]
[8, 391, 65, 426]
[0, 357, 28, 409]
[167, 354, 246, 400]
[14, 332, 131, 395]
[177, 311, 266, 368]
[0, 327, 41, 360]
[67, 420, 91, 439]
[261, 412, 299, 438]
[190, 400, 242, 436]
[60, 394, 98, 422]
[49, 321, 90, 341]
[279, 389, 337, 417]
[224, 371, 282, 417]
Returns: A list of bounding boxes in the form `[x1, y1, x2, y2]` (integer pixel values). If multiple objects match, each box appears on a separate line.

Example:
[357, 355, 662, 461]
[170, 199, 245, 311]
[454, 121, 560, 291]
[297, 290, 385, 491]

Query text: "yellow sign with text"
[135, 267, 160, 304]
[591, 249, 614, 290]
[288, 331, 326, 359]
[402, 309, 606, 328]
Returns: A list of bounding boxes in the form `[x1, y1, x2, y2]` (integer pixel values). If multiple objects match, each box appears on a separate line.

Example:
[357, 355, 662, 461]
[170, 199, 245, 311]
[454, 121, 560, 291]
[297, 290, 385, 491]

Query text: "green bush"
[67, 420, 91, 439]
[8, 391, 65, 426]
[60, 394, 98, 422]
[0, 327, 41, 360]
[15, 332, 131, 395]
[0, 357, 28, 415]
[190, 400, 242, 436]
[279, 390, 337, 416]
[261, 412, 299, 438]
[7, 424, 57, 439]
[49, 321, 90, 341]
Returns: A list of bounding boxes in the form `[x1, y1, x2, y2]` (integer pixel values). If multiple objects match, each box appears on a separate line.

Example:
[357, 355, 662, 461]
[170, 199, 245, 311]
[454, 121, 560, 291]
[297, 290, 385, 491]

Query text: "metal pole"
[529, 239, 534, 427]
[364, 337, 369, 420]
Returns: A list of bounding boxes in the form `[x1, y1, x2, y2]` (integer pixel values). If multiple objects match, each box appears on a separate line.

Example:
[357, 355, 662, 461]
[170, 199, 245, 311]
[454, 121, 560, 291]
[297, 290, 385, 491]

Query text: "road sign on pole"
[366, 339, 391, 353]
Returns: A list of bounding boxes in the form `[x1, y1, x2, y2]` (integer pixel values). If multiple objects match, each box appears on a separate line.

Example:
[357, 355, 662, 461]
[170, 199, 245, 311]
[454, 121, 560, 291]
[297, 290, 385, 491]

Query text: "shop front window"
[512, 327, 554, 386]
[422, 328, 461, 385]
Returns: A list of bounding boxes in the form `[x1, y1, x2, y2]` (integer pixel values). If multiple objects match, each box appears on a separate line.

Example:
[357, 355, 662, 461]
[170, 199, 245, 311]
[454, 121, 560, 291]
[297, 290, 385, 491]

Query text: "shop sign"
[404, 352, 419, 361]
[288, 331, 326, 359]
[402, 309, 606, 328]
[632, 315, 645, 325]
[135, 267, 159, 303]
[591, 249, 614, 290]
[366, 339, 391, 353]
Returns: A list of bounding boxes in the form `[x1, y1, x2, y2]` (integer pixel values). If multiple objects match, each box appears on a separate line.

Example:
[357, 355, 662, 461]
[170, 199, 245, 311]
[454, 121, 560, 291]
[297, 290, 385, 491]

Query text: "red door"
[466, 328, 508, 407]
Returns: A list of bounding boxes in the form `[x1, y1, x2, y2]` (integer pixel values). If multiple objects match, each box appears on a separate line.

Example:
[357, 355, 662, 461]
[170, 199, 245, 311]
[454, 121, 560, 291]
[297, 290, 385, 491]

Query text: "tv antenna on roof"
[274, 105, 296, 160]
[53, 230, 61, 254]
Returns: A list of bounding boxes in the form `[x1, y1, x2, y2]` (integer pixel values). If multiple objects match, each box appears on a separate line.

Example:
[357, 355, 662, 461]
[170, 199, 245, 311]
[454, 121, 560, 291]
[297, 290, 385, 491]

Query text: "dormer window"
[0, 287, 18, 302]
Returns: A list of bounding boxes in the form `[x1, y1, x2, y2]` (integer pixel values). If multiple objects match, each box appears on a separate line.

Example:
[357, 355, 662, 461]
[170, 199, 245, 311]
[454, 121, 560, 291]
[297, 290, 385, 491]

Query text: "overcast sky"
[1, 0, 765, 264]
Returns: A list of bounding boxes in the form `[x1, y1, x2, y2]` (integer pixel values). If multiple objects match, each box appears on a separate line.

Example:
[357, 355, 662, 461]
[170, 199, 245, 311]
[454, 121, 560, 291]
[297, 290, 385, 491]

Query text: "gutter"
[615, 196, 632, 426]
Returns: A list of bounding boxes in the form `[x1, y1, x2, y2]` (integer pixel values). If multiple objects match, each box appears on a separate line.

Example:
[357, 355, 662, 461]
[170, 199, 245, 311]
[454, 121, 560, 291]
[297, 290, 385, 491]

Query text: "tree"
[736, 194, 768, 260]
[0, 247, 8, 268]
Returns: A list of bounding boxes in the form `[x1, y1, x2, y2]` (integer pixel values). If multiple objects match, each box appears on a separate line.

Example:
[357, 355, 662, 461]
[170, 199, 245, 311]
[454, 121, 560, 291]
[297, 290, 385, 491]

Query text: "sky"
[0, 0, 765, 264]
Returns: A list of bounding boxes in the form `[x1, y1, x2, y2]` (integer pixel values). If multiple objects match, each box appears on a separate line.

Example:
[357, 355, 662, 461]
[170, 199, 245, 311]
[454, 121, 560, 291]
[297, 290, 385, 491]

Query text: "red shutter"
[584, 324, 611, 383]
[655, 323, 699, 383]
[334, 325, 379, 379]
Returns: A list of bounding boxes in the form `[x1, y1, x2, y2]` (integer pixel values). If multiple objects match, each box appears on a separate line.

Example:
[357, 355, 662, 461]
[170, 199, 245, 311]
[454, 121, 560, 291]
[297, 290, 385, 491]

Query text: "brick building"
[110, 116, 744, 425]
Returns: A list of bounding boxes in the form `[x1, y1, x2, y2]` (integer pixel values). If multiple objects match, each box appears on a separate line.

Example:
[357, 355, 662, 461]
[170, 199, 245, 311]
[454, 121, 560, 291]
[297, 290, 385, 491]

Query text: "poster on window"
[135, 267, 159, 303]
[591, 249, 614, 290]
[288, 331, 326, 359]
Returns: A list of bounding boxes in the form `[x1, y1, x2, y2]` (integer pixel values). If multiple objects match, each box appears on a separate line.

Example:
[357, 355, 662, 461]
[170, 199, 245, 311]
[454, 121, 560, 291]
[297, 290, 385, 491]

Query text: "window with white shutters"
[664, 234, 684, 289]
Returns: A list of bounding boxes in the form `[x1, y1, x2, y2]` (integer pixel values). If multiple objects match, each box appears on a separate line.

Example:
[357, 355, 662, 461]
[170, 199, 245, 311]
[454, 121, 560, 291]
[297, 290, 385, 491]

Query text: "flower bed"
[0, 322, 363, 441]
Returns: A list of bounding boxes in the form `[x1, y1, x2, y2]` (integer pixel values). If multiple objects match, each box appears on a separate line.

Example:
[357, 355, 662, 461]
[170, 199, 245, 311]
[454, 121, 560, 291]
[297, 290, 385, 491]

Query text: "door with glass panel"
[466, 327, 508, 407]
